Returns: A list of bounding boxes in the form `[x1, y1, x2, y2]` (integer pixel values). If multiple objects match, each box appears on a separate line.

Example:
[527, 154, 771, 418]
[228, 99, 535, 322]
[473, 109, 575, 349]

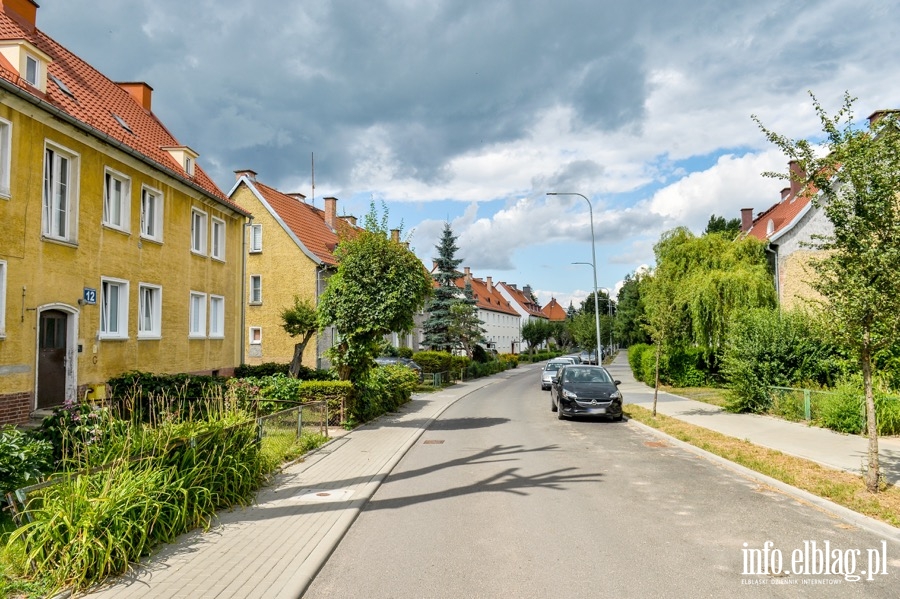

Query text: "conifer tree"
[422, 223, 463, 351]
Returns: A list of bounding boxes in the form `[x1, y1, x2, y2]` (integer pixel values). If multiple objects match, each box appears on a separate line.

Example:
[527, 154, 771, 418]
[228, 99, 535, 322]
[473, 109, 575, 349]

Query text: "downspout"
[240, 216, 254, 366]
[765, 243, 780, 312]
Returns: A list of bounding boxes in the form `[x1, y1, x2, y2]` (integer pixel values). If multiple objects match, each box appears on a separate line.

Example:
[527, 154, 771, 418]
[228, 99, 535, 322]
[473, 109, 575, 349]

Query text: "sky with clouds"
[37, 0, 900, 309]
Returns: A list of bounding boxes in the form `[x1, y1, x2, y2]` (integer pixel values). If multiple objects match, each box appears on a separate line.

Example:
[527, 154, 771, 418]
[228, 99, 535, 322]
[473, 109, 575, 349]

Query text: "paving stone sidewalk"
[605, 352, 900, 486]
[82, 372, 516, 599]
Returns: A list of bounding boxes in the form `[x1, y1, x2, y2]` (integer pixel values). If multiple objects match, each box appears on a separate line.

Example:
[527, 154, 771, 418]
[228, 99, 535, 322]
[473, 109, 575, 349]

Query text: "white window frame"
[189, 291, 207, 338]
[0, 117, 11, 199]
[102, 168, 131, 232]
[249, 275, 262, 304]
[249, 223, 262, 253]
[191, 208, 207, 255]
[209, 294, 225, 338]
[42, 142, 80, 243]
[140, 186, 163, 242]
[184, 155, 194, 176]
[137, 283, 162, 339]
[0, 260, 6, 338]
[249, 326, 262, 345]
[24, 53, 39, 87]
[211, 217, 226, 261]
[99, 277, 129, 339]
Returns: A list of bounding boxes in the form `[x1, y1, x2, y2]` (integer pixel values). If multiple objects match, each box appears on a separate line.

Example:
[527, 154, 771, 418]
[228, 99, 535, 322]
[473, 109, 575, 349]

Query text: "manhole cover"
[423, 440, 444, 444]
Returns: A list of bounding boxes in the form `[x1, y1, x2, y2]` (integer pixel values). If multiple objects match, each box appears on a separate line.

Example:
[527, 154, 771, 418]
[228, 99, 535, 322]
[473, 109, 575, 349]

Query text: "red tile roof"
[243, 178, 355, 266]
[0, 9, 242, 212]
[542, 298, 567, 321]
[744, 167, 819, 242]
[498, 282, 545, 318]
[435, 271, 519, 317]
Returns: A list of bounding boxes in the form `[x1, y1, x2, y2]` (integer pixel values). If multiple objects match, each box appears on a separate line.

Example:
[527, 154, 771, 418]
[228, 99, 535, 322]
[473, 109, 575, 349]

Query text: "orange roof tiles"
[0, 9, 242, 213]
[542, 297, 567, 321]
[498, 282, 545, 318]
[438, 272, 519, 317]
[744, 165, 819, 242]
[244, 177, 355, 266]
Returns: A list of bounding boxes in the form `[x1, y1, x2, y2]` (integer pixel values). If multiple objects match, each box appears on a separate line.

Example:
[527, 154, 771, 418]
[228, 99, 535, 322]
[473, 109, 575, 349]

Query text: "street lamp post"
[598, 286, 614, 355]
[549, 192, 602, 364]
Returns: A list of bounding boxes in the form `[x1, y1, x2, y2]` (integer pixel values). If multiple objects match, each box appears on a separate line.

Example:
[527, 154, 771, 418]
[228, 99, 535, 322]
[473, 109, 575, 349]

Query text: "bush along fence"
[767, 385, 900, 436]
[411, 351, 520, 388]
[1, 364, 421, 595]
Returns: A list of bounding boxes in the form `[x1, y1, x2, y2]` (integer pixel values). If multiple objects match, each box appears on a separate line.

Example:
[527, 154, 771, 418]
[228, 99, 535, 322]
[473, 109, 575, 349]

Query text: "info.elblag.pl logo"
[741, 540, 890, 583]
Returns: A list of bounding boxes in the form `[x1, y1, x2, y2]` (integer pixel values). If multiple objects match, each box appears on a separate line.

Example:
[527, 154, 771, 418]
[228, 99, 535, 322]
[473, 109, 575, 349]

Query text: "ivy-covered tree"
[318, 203, 432, 381]
[280, 296, 318, 378]
[423, 223, 463, 351]
[754, 93, 900, 493]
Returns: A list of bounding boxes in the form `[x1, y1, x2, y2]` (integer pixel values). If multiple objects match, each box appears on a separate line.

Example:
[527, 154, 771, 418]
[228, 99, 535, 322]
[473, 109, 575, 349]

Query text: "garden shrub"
[449, 354, 471, 376]
[499, 353, 519, 367]
[665, 345, 707, 387]
[0, 426, 52, 495]
[233, 362, 289, 378]
[397, 346, 414, 359]
[472, 345, 490, 363]
[722, 308, 840, 413]
[628, 343, 652, 383]
[412, 351, 453, 374]
[349, 364, 418, 424]
[817, 383, 864, 434]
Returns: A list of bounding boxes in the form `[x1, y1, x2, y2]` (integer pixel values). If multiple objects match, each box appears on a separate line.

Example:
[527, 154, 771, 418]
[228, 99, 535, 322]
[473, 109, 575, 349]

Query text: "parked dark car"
[550, 365, 623, 421]
[374, 356, 424, 382]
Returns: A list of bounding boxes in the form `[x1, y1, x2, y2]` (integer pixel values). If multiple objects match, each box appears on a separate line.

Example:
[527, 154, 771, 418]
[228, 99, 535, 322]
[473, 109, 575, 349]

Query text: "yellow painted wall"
[0, 94, 245, 417]
[230, 184, 321, 368]
[779, 250, 826, 311]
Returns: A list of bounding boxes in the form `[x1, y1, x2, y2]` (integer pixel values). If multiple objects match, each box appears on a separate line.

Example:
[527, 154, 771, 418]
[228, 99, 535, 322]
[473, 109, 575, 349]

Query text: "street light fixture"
[549, 191, 602, 363]
[598, 286, 614, 354]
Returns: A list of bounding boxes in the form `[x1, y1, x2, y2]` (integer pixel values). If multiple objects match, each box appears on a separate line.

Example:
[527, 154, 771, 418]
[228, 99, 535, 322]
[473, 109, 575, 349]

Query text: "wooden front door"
[38, 309, 68, 409]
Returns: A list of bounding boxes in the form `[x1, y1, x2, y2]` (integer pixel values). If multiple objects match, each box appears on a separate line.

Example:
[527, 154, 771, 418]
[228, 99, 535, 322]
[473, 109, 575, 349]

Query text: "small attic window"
[766, 219, 775, 236]
[161, 146, 199, 177]
[48, 73, 74, 98]
[111, 113, 133, 134]
[24, 54, 39, 86]
[184, 155, 194, 176]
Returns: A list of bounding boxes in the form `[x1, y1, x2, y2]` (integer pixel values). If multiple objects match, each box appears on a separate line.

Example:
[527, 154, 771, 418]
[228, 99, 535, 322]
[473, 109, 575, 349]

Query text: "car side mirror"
[614, 380, 621, 386]
[551, 377, 558, 384]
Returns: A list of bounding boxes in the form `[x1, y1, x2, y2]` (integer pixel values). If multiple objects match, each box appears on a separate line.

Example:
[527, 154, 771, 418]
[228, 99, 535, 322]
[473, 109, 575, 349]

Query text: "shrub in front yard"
[0, 427, 52, 496]
[348, 364, 418, 425]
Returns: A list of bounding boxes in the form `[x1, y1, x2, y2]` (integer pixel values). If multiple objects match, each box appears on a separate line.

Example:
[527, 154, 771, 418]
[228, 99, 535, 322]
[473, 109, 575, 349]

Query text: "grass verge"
[624, 404, 900, 528]
[660, 386, 729, 408]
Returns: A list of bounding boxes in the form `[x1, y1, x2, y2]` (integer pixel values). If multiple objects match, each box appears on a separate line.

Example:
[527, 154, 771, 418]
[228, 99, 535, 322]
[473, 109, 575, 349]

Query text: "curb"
[626, 417, 900, 545]
[286, 375, 505, 598]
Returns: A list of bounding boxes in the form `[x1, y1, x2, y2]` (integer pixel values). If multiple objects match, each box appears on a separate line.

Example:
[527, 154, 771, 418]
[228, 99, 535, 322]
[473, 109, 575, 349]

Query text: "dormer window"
[162, 146, 199, 177]
[767, 219, 775, 236]
[0, 40, 52, 93]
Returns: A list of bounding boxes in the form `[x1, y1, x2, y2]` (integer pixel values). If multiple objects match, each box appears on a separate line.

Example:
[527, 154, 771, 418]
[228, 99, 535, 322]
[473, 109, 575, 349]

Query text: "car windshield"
[545, 363, 564, 372]
[563, 367, 612, 383]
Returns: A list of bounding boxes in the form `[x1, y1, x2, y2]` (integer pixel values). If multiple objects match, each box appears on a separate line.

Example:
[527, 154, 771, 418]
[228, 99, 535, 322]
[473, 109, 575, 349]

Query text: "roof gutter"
[0, 77, 250, 217]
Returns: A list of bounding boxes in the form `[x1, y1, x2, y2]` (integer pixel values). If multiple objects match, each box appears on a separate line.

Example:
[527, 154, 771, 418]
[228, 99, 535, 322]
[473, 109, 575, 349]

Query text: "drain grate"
[423, 440, 445, 444]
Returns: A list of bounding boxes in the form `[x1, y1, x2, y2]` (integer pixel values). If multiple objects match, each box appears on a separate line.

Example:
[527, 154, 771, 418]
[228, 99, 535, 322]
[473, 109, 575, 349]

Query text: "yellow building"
[0, 0, 250, 424]
[228, 171, 353, 369]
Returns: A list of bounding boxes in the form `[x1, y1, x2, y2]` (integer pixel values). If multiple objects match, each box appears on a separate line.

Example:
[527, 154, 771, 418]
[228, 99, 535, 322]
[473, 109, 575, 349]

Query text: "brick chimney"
[341, 215, 357, 226]
[1, 0, 38, 32]
[780, 187, 791, 202]
[390, 228, 400, 243]
[740, 208, 754, 232]
[788, 160, 805, 198]
[234, 169, 257, 182]
[324, 196, 337, 230]
[486, 276, 493, 293]
[117, 82, 153, 111]
[868, 110, 899, 126]
[464, 266, 471, 284]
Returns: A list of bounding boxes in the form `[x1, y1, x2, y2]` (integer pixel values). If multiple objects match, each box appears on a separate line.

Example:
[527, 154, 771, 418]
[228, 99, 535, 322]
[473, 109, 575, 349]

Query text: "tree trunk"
[288, 333, 314, 378]
[862, 339, 880, 493]
[652, 341, 661, 417]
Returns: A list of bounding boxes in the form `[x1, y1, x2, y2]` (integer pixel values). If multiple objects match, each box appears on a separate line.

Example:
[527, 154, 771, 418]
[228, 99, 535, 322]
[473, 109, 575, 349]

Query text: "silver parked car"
[540, 358, 576, 390]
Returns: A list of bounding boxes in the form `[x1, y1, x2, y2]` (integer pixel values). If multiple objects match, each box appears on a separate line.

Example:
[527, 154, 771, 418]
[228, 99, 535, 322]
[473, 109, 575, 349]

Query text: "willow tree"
[755, 93, 900, 493]
[652, 226, 776, 361]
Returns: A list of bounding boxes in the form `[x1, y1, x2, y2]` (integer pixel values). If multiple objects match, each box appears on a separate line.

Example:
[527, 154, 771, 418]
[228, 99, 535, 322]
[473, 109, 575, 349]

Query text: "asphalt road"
[304, 363, 900, 598]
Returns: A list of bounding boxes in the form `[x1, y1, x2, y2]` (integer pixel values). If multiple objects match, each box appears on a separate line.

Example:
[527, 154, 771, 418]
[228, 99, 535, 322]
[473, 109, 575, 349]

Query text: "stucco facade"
[0, 3, 247, 424]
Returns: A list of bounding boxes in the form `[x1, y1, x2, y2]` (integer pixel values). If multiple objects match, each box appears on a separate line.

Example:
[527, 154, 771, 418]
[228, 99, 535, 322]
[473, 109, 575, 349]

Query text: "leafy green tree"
[570, 311, 599, 351]
[641, 260, 683, 416]
[280, 296, 318, 378]
[448, 281, 485, 358]
[614, 274, 649, 347]
[755, 93, 900, 492]
[704, 214, 741, 237]
[521, 318, 551, 352]
[318, 203, 432, 381]
[423, 223, 464, 351]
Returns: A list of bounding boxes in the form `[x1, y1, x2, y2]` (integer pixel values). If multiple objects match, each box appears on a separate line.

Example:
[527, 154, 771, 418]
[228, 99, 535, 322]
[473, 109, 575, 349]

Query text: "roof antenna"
[311, 151, 315, 209]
